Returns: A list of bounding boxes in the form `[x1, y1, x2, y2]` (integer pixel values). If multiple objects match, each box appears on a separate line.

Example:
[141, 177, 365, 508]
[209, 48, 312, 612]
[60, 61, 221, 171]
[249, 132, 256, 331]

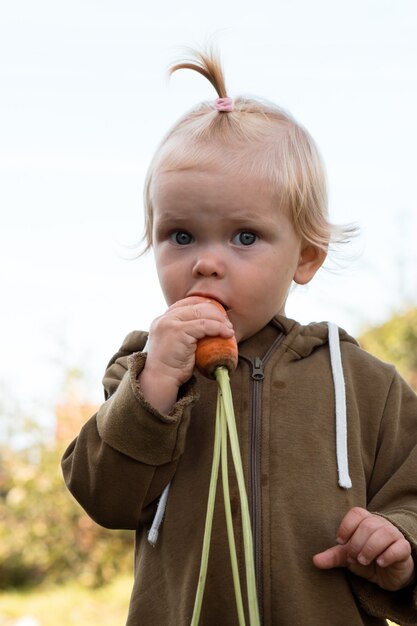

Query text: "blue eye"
[171, 231, 193, 245]
[233, 231, 257, 246]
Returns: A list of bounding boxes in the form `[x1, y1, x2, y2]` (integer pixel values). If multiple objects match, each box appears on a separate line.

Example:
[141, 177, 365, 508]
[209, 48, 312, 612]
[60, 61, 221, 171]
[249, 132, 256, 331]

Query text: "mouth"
[187, 292, 230, 311]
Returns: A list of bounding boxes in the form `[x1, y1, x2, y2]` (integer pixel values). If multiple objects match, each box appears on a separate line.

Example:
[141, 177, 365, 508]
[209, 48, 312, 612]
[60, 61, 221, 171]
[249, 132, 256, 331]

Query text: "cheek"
[156, 262, 186, 305]
[155, 259, 172, 298]
[246, 265, 293, 307]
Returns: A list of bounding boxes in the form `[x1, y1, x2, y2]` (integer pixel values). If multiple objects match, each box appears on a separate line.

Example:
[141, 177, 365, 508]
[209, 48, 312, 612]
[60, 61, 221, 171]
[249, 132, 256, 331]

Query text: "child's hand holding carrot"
[138, 296, 235, 414]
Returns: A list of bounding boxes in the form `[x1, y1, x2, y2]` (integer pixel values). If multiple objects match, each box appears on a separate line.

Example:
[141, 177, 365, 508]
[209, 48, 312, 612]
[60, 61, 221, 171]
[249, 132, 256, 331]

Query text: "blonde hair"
[141, 48, 355, 254]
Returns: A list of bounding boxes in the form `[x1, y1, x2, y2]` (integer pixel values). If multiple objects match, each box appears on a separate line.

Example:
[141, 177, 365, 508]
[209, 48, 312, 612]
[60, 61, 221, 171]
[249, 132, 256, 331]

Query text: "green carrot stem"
[216, 367, 261, 626]
[190, 394, 222, 626]
[220, 391, 246, 626]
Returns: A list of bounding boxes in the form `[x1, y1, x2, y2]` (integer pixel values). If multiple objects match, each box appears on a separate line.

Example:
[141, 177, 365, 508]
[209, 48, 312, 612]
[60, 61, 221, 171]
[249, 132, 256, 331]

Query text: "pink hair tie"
[214, 97, 234, 112]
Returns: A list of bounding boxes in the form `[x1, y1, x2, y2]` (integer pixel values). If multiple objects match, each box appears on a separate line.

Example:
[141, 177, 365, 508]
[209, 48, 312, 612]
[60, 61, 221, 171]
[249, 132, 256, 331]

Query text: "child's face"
[151, 154, 322, 343]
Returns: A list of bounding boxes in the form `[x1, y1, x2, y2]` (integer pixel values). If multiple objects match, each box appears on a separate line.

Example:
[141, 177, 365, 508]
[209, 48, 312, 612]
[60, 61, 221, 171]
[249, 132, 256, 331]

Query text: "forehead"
[151, 166, 282, 228]
[153, 167, 288, 241]
[150, 137, 287, 220]
[153, 132, 280, 186]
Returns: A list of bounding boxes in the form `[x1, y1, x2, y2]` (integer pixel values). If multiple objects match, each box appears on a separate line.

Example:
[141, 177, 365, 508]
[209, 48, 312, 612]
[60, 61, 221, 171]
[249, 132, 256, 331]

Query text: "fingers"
[335, 506, 371, 545]
[335, 507, 408, 567]
[375, 536, 412, 568]
[314, 532, 411, 571]
[350, 523, 410, 568]
[144, 297, 236, 390]
[313, 508, 415, 590]
[313, 545, 349, 569]
[162, 298, 235, 341]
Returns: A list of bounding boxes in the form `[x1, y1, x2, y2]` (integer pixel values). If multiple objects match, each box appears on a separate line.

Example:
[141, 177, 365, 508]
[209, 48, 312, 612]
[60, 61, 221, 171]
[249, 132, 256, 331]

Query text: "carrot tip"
[195, 335, 238, 379]
[194, 301, 238, 379]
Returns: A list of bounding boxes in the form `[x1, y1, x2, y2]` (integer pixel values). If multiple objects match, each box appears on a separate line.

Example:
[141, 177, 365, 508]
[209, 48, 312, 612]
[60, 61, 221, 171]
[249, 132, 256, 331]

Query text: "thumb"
[313, 544, 348, 570]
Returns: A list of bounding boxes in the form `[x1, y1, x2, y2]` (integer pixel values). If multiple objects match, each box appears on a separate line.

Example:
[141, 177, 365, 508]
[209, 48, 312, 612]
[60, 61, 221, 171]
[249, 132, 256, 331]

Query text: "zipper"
[239, 331, 285, 625]
[249, 356, 264, 621]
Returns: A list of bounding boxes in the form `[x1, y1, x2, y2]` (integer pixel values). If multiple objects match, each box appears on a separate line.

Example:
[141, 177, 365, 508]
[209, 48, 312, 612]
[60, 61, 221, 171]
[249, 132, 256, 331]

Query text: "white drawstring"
[148, 482, 171, 546]
[328, 322, 352, 489]
[141, 338, 174, 547]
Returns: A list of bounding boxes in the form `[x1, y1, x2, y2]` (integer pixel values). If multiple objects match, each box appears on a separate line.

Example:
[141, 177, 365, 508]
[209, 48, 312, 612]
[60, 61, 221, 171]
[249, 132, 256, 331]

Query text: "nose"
[192, 249, 226, 278]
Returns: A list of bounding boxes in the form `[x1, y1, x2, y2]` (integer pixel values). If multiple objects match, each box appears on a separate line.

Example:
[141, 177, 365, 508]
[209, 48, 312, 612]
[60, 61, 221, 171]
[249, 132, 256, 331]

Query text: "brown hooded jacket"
[62, 316, 417, 625]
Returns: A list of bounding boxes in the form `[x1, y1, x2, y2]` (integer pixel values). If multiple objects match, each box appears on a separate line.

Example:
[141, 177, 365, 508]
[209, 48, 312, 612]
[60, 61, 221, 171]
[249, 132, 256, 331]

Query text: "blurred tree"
[0, 433, 133, 589]
[359, 308, 417, 391]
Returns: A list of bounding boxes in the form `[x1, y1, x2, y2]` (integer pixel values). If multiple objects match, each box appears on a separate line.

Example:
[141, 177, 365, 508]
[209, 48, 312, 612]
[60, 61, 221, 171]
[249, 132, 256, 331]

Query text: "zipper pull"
[251, 357, 265, 381]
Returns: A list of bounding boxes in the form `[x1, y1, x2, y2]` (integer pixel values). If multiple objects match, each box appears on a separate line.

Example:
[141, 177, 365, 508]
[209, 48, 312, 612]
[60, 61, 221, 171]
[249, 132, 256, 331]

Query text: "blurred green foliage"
[0, 437, 133, 590]
[359, 308, 417, 390]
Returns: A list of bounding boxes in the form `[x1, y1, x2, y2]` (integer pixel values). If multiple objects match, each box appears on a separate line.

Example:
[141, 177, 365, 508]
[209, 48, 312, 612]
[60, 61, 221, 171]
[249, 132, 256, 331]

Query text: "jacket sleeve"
[61, 331, 200, 530]
[350, 370, 417, 625]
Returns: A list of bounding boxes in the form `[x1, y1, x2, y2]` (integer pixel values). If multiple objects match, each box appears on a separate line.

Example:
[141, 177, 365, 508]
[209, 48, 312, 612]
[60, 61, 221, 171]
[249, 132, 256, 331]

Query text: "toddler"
[62, 49, 417, 625]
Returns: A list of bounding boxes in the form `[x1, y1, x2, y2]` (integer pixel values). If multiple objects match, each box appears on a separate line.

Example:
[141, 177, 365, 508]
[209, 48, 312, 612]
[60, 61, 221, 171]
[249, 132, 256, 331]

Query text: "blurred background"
[1, 0, 416, 623]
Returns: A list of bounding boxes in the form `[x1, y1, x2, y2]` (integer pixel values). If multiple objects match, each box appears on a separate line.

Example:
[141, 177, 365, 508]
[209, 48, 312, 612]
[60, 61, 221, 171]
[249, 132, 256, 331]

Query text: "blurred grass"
[0, 575, 132, 625]
[0, 577, 401, 626]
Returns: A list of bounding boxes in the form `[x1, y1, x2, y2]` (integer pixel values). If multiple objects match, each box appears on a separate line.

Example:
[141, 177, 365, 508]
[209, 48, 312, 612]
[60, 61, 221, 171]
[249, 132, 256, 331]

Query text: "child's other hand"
[313, 507, 415, 591]
[138, 297, 234, 413]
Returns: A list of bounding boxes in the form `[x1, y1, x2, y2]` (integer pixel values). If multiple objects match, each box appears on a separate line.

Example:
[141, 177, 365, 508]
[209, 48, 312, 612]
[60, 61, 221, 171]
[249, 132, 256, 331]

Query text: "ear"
[293, 244, 327, 285]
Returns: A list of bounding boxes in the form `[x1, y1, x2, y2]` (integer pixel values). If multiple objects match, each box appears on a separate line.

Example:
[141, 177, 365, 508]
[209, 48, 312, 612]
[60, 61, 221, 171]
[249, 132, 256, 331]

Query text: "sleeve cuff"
[96, 351, 200, 465]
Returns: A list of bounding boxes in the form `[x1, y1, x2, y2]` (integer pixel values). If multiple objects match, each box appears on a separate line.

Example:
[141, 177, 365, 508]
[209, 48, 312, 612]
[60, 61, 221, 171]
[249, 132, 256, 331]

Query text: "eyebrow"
[154, 209, 279, 229]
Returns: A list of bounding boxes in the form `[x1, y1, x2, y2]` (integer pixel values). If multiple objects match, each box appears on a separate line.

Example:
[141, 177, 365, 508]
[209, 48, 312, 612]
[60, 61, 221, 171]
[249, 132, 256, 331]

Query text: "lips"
[187, 292, 229, 311]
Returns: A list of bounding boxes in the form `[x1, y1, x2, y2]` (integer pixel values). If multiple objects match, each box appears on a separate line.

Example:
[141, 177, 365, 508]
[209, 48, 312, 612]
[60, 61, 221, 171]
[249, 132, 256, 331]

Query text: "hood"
[269, 315, 354, 490]
[272, 314, 359, 360]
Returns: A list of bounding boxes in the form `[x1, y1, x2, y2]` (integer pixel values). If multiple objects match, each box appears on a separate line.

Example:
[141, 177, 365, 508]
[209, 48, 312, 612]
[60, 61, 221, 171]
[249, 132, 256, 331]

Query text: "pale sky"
[1, 0, 416, 434]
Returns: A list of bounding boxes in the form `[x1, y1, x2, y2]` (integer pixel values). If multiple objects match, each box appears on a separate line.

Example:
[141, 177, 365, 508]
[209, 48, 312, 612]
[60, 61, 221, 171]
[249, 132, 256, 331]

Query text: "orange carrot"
[195, 301, 238, 379]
